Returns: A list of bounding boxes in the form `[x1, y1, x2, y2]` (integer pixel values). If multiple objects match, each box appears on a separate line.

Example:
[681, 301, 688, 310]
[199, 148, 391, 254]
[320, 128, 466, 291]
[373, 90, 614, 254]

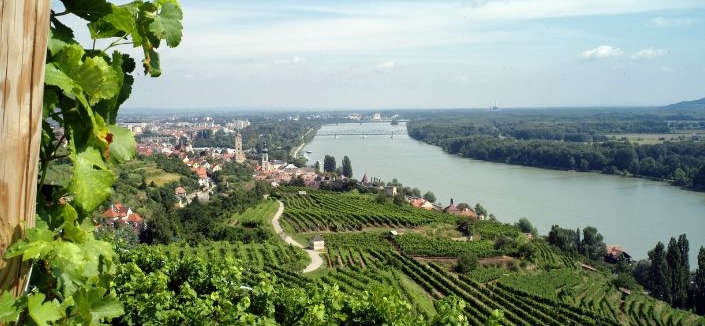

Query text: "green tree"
[140, 214, 179, 245]
[457, 216, 474, 236]
[411, 187, 422, 197]
[673, 167, 691, 186]
[649, 241, 671, 302]
[515, 217, 537, 237]
[457, 202, 471, 211]
[693, 166, 705, 189]
[324, 155, 336, 173]
[693, 246, 705, 314]
[392, 193, 406, 206]
[548, 225, 578, 253]
[423, 191, 436, 203]
[342, 155, 353, 178]
[455, 252, 479, 273]
[580, 226, 607, 261]
[474, 203, 487, 217]
[666, 235, 690, 308]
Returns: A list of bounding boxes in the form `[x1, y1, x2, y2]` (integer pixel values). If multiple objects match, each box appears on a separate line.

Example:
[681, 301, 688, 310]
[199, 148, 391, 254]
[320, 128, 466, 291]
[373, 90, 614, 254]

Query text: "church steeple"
[261, 142, 270, 171]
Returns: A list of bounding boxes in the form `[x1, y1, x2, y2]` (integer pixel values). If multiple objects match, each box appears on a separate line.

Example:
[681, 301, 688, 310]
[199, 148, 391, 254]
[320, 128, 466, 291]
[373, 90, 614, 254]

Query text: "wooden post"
[0, 0, 50, 295]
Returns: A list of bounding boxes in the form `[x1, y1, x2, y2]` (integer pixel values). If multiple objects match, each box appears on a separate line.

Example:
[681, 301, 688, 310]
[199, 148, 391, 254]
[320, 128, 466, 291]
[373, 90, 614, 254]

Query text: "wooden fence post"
[0, 0, 50, 295]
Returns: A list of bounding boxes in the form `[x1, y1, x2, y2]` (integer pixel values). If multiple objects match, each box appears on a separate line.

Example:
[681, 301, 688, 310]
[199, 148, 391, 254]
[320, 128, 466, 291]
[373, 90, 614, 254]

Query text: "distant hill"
[662, 97, 705, 110]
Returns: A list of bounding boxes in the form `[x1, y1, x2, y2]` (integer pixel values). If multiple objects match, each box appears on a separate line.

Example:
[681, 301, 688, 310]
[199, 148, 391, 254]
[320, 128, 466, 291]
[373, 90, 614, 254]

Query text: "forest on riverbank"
[406, 105, 705, 190]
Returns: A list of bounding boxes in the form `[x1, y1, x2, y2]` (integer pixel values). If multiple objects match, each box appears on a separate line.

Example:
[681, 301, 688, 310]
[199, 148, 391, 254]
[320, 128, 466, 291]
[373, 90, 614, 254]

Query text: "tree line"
[633, 235, 705, 314]
[408, 117, 705, 189]
[322, 154, 353, 178]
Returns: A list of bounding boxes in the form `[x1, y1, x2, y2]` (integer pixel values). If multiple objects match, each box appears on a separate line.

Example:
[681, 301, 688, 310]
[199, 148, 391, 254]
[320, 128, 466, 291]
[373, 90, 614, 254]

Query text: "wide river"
[303, 122, 705, 264]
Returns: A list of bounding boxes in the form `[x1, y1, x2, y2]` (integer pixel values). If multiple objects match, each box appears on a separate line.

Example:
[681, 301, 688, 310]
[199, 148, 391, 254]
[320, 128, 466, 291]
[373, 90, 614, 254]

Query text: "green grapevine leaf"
[42, 89, 59, 119]
[148, 1, 183, 48]
[51, 44, 120, 105]
[88, 20, 124, 40]
[89, 4, 138, 39]
[4, 223, 55, 260]
[44, 63, 79, 96]
[105, 4, 139, 35]
[53, 241, 85, 296]
[107, 125, 136, 164]
[115, 53, 135, 111]
[76, 56, 120, 105]
[94, 51, 134, 124]
[145, 48, 161, 76]
[58, 204, 87, 243]
[83, 239, 115, 277]
[0, 292, 21, 322]
[75, 288, 124, 324]
[59, 0, 111, 22]
[48, 18, 76, 56]
[69, 147, 115, 215]
[27, 293, 63, 326]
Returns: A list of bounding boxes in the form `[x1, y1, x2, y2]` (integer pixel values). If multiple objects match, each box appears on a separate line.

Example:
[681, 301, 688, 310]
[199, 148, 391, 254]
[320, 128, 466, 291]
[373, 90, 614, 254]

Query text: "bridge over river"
[315, 129, 407, 138]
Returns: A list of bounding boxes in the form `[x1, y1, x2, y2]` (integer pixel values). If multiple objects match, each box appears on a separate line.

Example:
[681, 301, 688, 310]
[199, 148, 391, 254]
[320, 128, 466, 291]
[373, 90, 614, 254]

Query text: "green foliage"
[613, 272, 639, 291]
[423, 191, 436, 203]
[648, 241, 671, 302]
[393, 234, 498, 258]
[515, 217, 537, 236]
[580, 226, 607, 261]
[341, 155, 353, 178]
[694, 247, 705, 314]
[112, 245, 461, 325]
[665, 235, 690, 308]
[548, 225, 579, 253]
[407, 112, 705, 188]
[2, 0, 183, 324]
[278, 188, 454, 232]
[323, 155, 336, 173]
[456, 215, 474, 236]
[456, 252, 479, 273]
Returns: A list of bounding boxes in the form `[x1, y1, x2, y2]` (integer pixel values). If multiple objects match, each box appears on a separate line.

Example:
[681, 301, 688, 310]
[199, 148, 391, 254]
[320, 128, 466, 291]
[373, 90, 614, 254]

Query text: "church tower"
[261, 142, 270, 171]
[234, 132, 245, 163]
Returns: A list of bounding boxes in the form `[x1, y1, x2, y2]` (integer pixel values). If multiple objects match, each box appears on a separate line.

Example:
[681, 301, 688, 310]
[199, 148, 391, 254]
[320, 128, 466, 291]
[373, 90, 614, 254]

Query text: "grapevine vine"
[0, 0, 182, 324]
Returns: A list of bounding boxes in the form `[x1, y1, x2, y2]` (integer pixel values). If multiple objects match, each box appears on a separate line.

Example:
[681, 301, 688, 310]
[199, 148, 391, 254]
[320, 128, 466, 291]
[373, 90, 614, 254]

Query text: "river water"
[303, 122, 705, 264]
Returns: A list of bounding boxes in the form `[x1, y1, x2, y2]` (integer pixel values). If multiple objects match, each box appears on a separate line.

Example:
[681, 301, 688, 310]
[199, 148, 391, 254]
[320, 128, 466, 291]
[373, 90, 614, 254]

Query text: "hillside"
[662, 97, 705, 110]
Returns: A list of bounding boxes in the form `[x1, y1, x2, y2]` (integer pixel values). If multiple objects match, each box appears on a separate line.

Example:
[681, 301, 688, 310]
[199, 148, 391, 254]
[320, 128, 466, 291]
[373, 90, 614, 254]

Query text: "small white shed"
[310, 235, 324, 251]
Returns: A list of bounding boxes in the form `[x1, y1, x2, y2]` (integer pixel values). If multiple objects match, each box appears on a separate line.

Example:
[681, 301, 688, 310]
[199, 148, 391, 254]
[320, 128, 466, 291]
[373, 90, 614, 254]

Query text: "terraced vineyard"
[277, 188, 455, 232]
[271, 187, 705, 326]
[160, 241, 308, 271]
[392, 233, 499, 257]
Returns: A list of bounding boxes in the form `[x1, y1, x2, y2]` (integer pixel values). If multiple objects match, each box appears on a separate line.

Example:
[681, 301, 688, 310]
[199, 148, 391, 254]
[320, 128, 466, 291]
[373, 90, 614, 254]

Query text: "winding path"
[271, 201, 323, 273]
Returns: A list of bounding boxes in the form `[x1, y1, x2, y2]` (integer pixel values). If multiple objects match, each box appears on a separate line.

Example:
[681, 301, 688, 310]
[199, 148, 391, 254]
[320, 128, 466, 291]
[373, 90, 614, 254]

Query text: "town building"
[101, 203, 144, 230]
[234, 132, 246, 163]
[605, 245, 632, 264]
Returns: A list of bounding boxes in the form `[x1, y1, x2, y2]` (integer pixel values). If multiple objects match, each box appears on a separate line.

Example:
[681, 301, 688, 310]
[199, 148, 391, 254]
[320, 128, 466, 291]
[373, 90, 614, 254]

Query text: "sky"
[73, 0, 705, 109]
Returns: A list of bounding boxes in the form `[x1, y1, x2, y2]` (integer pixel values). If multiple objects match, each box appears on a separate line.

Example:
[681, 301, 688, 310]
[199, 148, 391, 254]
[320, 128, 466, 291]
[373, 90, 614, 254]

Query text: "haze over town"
[115, 0, 705, 110]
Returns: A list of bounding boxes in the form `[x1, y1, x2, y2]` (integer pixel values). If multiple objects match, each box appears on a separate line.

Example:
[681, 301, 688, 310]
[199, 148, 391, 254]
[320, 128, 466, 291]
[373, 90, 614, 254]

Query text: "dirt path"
[271, 201, 323, 273]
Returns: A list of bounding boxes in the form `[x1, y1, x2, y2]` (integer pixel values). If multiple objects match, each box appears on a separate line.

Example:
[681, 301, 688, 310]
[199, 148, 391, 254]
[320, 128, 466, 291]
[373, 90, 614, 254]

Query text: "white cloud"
[377, 61, 396, 69]
[274, 56, 307, 65]
[650, 16, 696, 27]
[632, 48, 667, 60]
[581, 45, 623, 59]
